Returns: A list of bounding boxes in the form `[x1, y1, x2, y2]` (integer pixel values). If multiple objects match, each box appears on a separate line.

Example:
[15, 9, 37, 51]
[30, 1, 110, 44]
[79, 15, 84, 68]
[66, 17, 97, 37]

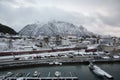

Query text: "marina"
[0, 71, 78, 80]
[4, 77, 78, 80]
[0, 63, 119, 80]
[0, 50, 119, 80]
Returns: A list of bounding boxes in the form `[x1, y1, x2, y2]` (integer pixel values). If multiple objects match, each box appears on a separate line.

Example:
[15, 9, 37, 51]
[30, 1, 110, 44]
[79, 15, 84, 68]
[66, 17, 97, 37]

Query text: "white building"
[62, 38, 71, 46]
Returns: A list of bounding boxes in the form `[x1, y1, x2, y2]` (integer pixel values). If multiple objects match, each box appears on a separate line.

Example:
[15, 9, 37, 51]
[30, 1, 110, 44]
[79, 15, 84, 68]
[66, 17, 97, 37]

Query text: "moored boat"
[6, 72, 13, 77]
[88, 63, 113, 79]
[33, 71, 39, 77]
[15, 73, 23, 77]
[2, 72, 13, 79]
[55, 71, 61, 77]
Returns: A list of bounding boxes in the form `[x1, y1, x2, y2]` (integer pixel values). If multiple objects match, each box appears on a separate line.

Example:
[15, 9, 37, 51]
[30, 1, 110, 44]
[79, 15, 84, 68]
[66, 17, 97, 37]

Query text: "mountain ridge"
[19, 21, 94, 37]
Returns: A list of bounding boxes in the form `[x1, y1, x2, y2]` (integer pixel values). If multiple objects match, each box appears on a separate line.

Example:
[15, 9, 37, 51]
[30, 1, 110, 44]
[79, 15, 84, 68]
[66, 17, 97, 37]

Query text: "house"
[62, 38, 71, 46]
[67, 35, 78, 44]
[86, 44, 98, 52]
[99, 38, 113, 45]
[98, 44, 114, 52]
[85, 38, 97, 44]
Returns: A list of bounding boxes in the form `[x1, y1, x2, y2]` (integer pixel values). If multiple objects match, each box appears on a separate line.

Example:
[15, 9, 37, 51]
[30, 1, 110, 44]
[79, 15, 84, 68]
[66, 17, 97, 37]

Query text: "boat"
[49, 62, 54, 65]
[6, 72, 13, 77]
[55, 71, 61, 77]
[26, 72, 30, 77]
[2, 72, 13, 79]
[54, 62, 62, 65]
[49, 62, 62, 65]
[88, 63, 113, 79]
[15, 73, 23, 77]
[33, 71, 39, 77]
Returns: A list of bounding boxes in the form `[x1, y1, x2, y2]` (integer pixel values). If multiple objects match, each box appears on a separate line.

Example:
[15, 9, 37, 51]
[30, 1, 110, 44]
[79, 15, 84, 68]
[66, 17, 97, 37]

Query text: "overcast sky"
[0, 0, 120, 37]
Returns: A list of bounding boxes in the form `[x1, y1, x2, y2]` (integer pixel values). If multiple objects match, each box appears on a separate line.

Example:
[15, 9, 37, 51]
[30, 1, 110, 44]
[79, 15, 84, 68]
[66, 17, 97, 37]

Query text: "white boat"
[55, 71, 61, 77]
[88, 63, 113, 79]
[49, 62, 62, 65]
[15, 73, 23, 77]
[33, 71, 38, 77]
[49, 62, 54, 65]
[6, 72, 13, 77]
[26, 72, 30, 77]
[54, 62, 62, 65]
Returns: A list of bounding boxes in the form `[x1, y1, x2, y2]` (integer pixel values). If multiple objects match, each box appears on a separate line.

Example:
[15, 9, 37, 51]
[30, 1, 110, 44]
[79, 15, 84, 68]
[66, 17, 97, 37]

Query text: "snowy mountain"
[19, 21, 94, 37]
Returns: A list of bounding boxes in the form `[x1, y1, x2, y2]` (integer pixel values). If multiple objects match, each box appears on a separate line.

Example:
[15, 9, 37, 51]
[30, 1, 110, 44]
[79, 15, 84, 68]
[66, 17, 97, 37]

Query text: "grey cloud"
[0, 5, 84, 31]
[0, 0, 120, 36]
[95, 12, 120, 27]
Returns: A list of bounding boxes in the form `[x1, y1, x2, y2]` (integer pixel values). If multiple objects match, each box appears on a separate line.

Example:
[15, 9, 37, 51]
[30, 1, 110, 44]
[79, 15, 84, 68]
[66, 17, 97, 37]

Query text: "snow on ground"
[0, 50, 83, 60]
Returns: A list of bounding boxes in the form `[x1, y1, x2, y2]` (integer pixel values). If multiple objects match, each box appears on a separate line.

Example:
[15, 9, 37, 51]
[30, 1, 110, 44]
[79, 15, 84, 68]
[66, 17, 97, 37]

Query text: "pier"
[6, 77, 78, 80]
[0, 72, 78, 80]
[0, 56, 120, 69]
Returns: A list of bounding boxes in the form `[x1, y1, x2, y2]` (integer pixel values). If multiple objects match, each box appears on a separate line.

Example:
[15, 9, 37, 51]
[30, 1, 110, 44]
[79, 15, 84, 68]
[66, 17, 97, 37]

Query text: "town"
[0, 33, 120, 66]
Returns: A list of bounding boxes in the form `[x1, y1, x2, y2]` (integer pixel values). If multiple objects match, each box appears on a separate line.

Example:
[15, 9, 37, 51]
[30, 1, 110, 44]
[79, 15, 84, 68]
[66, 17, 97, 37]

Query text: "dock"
[0, 72, 78, 80]
[5, 77, 78, 80]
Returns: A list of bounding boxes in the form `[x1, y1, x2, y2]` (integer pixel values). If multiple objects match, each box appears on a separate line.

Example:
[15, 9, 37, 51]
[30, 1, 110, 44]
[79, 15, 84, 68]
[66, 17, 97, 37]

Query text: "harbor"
[0, 63, 120, 80]
[0, 50, 119, 80]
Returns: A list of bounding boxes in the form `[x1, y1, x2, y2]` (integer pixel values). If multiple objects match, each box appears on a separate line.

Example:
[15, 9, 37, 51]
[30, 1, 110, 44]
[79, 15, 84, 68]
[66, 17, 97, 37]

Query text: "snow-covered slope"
[19, 21, 93, 37]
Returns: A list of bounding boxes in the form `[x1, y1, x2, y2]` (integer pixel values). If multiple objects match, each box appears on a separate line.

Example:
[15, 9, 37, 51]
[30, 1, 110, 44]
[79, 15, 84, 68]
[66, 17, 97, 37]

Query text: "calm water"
[0, 63, 120, 80]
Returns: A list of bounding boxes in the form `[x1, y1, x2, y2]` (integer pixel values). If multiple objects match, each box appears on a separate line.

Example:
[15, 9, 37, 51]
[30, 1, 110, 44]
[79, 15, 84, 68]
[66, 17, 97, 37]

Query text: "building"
[98, 44, 114, 52]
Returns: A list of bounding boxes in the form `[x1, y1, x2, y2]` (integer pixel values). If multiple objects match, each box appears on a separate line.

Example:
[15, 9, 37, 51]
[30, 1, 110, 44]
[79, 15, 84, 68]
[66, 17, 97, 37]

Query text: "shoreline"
[0, 59, 120, 70]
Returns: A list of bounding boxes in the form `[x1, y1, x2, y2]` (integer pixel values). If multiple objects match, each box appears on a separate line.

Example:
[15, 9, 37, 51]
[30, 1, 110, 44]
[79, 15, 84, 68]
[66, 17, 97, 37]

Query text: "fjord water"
[0, 63, 120, 80]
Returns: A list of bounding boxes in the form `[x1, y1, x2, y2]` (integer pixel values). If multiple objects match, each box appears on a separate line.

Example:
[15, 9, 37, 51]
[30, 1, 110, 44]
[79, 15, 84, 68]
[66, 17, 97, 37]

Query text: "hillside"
[0, 23, 17, 35]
